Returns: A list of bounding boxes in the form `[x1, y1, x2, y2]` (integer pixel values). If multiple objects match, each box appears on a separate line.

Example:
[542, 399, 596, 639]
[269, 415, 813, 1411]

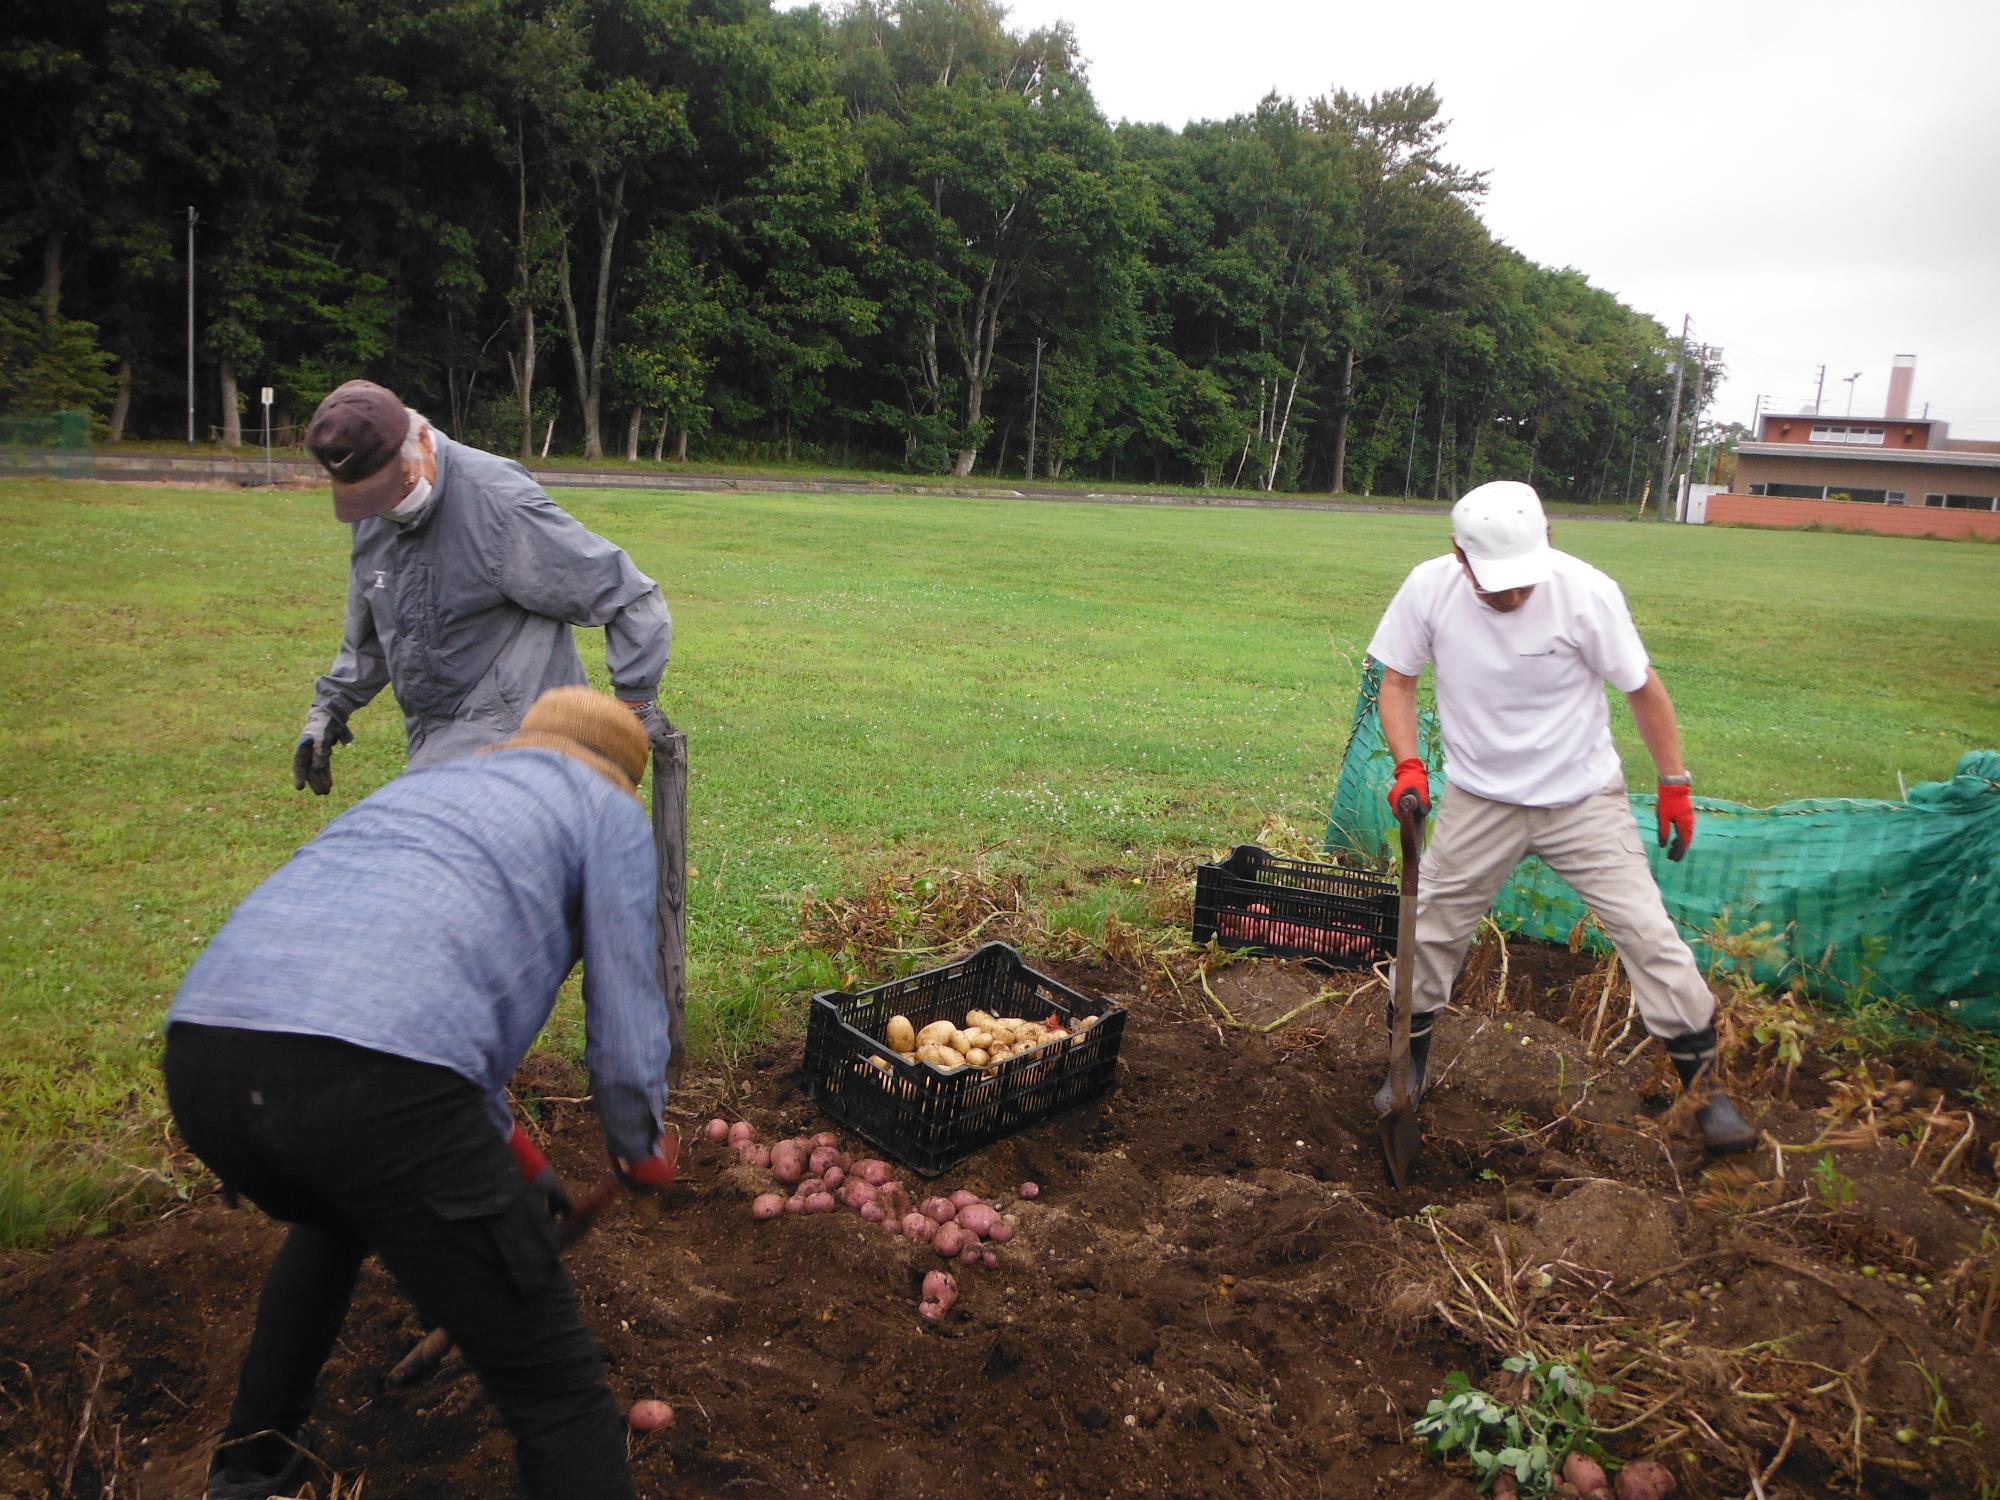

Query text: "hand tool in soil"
[1377, 795, 1426, 1189]
[384, 1177, 619, 1389]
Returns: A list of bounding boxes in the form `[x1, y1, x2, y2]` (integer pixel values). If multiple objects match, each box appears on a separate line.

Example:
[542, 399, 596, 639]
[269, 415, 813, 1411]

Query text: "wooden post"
[651, 728, 688, 1089]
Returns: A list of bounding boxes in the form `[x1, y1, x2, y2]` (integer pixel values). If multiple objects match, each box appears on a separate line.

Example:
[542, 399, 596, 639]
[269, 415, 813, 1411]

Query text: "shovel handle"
[384, 1176, 620, 1389]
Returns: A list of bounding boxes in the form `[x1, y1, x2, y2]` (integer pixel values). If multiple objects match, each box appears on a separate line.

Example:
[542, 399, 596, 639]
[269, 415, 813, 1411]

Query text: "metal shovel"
[1377, 796, 1426, 1188]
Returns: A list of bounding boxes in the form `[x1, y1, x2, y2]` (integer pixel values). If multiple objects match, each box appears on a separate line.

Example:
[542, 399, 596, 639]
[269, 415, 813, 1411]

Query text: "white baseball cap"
[1452, 480, 1552, 592]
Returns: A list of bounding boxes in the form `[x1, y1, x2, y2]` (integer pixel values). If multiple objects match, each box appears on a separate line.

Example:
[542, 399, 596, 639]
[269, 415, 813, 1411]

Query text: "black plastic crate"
[1191, 844, 1398, 964]
[805, 942, 1127, 1176]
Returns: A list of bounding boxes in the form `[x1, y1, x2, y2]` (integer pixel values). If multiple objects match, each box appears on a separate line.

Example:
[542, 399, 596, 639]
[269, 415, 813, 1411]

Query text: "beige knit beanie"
[490, 686, 650, 795]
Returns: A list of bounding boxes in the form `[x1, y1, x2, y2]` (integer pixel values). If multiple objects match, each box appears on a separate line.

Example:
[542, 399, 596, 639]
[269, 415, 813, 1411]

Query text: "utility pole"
[1680, 344, 1713, 520]
[1812, 364, 1826, 416]
[1656, 314, 1689, 523]
[1750, 393, 1763, 437]
[1842, 370, 1863, 416]
[1024, 336, 1043, 483]
[1624, 432, 1639, 501]
[186, 207, 198, 446]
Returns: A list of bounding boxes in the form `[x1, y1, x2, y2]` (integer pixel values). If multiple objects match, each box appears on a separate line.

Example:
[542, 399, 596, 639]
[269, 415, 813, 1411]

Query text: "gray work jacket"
[303, 434, 671, 767]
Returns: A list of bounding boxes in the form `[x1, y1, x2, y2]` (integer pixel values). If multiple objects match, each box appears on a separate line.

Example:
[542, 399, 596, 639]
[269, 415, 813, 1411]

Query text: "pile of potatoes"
[701, 1117, 1041, 1320]
[872, 1006, 1103, 1076]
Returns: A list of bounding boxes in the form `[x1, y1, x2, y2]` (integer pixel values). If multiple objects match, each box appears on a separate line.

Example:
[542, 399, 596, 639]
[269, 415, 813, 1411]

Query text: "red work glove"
[507, 1123, 574, 1218]
[1656, 782, 1695, 862]
[616, 1131, 681, 1193]
[1387, 757, 1430, 820]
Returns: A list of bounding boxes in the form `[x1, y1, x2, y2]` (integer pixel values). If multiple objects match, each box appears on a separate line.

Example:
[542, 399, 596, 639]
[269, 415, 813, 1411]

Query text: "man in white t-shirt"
[1365, 480, 1755, 1155]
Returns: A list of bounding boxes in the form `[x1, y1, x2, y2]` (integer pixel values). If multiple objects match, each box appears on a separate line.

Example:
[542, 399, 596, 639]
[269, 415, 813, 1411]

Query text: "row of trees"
[1, 0, 1717, 498]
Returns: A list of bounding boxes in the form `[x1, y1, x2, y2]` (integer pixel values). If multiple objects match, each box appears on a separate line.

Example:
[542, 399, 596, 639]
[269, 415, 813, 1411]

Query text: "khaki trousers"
[1397, 781, 1715, 1041]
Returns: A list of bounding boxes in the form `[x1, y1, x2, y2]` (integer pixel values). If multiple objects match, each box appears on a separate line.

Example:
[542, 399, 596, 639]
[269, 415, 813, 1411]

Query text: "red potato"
[856, 1160, 893, 1186]
[949, 1189, 981, 1209]
[813, 1131, 839, 1148]
[627, 1399, 674, 1431]
[751, 1193, 785, 1221]
[737, 1143, 771, 1169]
[954, 1204, 999, 1238]
[921, 1269, 958, 1308]
[822, 1165, 846, 1189]
[1017, 1182, 1040, 1200]
[982, 1249, 999, 1269]
[702, 1118, 729, 1144]
[1614, 1462, 1676, 1500]
[798, 1176, 825, 1198]
[877, 1184, 910, 1220]
[921, 1197, 956, 1224]
[986, 1218, 1014, 1244]
[1562, 1454, 1609, 1495]
[917, 1299, 948, 1323]
[932, 1224, 968, 1258]
[784, 1195, 804, 1214]
[770, 1147, 806, 1186]
[901, 1213, 936, 1243]
[808, 1146, 839, 1175]
[727, 1121, 754, 1146]
[839, 1180, 876, 1208]
[860, 1201, 886, 1223]
[959, 1244, 981, 1265]
[1491, 1477, 1517, 1500]
[803, 1192, 836, 1215]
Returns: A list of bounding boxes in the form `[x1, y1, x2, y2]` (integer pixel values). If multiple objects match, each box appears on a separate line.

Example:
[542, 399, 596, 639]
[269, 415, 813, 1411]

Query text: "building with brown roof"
[1709, 355, 2000, 539]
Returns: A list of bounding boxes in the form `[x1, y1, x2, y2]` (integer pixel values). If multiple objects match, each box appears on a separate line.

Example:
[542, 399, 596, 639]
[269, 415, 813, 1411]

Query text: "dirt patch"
[3, 943, 1997, 1499]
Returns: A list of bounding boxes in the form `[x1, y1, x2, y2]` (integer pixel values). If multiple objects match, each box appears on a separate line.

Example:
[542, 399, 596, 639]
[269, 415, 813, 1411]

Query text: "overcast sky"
[820, 0, 2000, 437]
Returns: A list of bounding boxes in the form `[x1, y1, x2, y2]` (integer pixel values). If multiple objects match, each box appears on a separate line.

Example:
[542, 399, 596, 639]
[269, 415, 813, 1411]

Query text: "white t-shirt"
[1366, 550, 1652, 808]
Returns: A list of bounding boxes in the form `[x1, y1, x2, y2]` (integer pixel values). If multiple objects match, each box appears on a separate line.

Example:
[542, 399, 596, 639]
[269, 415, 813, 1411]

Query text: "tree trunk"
[514, 123, 537, 462]
[1263, 344, 1308, 492]
[675, 429, 687, 462]
[219, 359, 241, 447]
[992, 415, 1015, 477]
[625, 403, 642, 461]
[654, 412, 668, 462]
[108, 360, 132, 442]
[1431, 397, 1448, 501]
[41, 231, 64, 322]
[556, 170, 627, 461]
[1331, 347, 1356, 495]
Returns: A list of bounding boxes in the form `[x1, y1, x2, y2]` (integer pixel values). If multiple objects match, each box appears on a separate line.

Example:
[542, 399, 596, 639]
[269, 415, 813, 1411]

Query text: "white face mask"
[384, 471, 434, 524]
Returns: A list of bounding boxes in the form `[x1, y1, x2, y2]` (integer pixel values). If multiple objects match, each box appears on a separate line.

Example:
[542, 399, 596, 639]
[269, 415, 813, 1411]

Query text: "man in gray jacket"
[292, 379, 673, 792]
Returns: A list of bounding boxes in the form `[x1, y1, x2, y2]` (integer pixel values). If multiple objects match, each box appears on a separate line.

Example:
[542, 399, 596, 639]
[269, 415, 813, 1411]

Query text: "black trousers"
[163, 1024, 632, 1500]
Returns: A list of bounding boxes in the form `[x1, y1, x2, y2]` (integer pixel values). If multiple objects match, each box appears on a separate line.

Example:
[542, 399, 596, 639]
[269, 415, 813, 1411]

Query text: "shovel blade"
[1376, 1103, 1423, 1189]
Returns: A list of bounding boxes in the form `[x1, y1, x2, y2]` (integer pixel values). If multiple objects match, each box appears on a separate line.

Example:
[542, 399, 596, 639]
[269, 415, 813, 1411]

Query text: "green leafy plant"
[1413, 1353, 1609, 1493]
[1811, 1152, 1856, 1208]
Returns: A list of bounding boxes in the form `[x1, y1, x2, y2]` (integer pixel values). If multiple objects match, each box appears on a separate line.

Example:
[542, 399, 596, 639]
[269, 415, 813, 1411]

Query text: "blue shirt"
[170, 749, 669, 1160]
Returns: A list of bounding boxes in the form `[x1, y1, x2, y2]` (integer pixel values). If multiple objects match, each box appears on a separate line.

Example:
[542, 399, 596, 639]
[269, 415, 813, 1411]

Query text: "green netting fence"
[0, 409, 91, 477]
[1326, 658, 2000, 1032]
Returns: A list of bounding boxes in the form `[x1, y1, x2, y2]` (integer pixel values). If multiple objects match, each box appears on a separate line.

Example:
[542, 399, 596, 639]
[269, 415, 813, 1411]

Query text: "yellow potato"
[917, 1042, 966, 1071]
[1075, 1014, 1099, 1033]
[916, 1020, 958, 1049]
[868, 1055, 893, 1073]
[965, 1009, 996, 1028]
[965, 1047, 989, 1066]
[886, 1015, 917, 1053]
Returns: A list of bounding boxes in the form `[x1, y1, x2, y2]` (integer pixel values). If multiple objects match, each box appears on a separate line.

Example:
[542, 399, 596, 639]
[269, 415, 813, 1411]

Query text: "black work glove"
[291, 720, 354, 796]
[507, 1124, 576, 1220]
[623, 697, 675, 750]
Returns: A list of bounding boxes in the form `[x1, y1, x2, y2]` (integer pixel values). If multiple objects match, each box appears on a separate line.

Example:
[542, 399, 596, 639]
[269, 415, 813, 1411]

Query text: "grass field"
[2, 477, 1997, 1246]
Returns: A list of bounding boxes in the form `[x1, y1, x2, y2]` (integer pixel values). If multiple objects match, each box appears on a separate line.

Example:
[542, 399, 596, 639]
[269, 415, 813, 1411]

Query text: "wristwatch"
[1659, 772, 1693, 787]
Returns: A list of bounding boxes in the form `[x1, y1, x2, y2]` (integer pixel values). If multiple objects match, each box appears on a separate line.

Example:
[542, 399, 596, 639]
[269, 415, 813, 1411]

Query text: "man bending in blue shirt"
[166, 687, 676, 1500]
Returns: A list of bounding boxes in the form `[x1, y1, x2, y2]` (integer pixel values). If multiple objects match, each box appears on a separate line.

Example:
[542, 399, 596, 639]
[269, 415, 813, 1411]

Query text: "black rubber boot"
[207, 1430, 314, 1500]
[1666, 1026, 1758, 1156]
[1373, 1004, 1436, 1115]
